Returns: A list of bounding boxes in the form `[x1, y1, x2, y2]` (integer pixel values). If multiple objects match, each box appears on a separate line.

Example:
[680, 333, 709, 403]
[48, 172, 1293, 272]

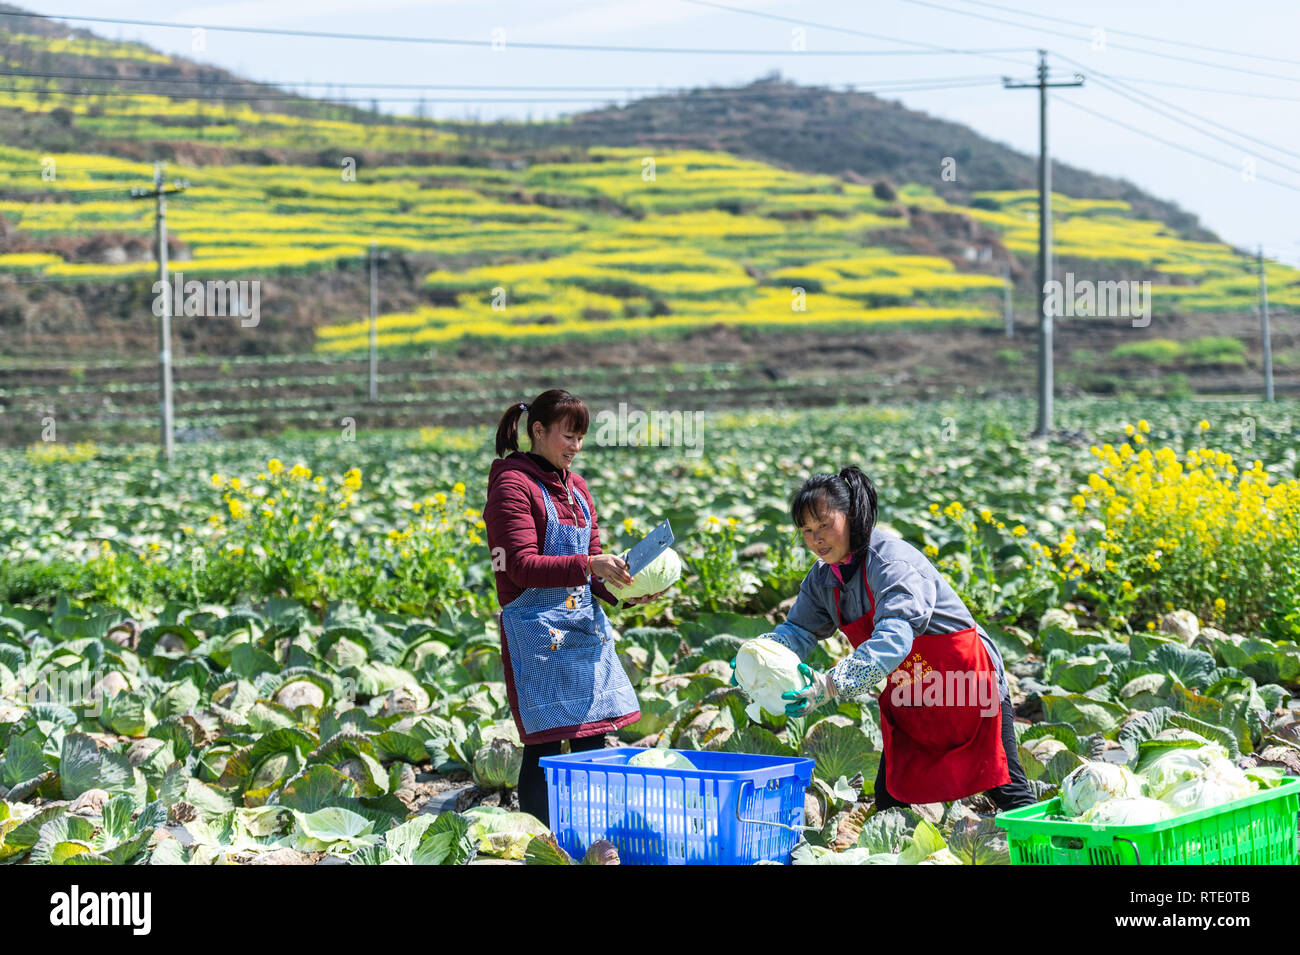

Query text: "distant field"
[3, 143, 1298, 354]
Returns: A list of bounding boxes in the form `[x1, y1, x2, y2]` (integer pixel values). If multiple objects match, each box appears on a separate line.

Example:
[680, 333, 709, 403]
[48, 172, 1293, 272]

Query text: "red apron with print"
[834, 561, 1009, 803]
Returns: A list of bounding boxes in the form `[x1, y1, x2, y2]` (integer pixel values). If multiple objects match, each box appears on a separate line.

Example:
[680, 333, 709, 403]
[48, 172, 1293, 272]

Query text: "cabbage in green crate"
[1136, 746, 1227, 799]
[1159, 757, 1255, 813]
[1079, 796, 1175, 825]
[1060, 761, 1145, 816]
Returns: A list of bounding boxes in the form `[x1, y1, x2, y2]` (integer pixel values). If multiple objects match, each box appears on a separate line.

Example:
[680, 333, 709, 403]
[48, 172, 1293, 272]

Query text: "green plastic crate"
[995, 778, 1300, 865]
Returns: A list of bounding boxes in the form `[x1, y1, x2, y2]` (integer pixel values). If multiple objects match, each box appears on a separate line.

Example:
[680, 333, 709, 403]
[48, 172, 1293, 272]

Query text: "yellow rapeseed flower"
[268, 459, 284, 475]
[453, 481, 466, 495]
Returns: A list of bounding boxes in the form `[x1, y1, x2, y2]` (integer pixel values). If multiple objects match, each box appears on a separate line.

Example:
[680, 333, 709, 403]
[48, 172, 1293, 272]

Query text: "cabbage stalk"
[1060, 761, 1145, 817]
[617, 548, 684, 601]
[733, 637, 805, 722]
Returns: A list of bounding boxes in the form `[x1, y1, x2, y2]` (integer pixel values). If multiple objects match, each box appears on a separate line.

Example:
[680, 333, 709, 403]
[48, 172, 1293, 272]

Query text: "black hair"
[494, 388, 590, 458]
[790, 466, 879, 558]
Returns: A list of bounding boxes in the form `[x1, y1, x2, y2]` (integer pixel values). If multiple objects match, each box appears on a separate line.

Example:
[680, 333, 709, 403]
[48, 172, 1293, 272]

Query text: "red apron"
[834, 561, 1010, 804]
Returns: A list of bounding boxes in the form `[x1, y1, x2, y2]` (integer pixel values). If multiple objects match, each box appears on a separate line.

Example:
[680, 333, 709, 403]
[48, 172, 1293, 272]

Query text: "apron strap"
[833, 558, 876, 629]
[533, 478, 560, 524]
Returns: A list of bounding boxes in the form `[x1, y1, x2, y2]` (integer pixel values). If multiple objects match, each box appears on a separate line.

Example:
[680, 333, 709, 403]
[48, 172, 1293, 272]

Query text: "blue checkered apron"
[500, 478, 640, 736]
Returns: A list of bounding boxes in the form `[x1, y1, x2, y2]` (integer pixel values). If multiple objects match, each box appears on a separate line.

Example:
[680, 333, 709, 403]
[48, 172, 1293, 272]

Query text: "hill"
[0, 7, 1298, 446]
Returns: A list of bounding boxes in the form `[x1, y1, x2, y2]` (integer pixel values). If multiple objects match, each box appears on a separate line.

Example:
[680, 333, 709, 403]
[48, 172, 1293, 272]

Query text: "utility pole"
[1004, 52, 1084, 438]
[131, 162, 188, 464]
[369, 242, 379, 402]
[1259, 246, 1274, 403]
[1003, 262, 1014, 338]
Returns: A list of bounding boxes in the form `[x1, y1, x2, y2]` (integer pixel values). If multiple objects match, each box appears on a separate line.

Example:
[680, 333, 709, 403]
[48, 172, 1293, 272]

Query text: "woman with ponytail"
[483, 389, 670, 823]
[735, 466, 1034, 811]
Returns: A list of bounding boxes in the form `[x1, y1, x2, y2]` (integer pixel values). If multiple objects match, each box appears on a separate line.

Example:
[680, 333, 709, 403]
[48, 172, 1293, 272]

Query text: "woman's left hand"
[622, 587, 671, 607]
[782, 663, 836, 717]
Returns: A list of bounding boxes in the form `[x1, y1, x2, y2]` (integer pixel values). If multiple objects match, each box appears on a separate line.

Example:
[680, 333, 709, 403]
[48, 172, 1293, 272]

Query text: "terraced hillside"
[1, 11, 1298, 446]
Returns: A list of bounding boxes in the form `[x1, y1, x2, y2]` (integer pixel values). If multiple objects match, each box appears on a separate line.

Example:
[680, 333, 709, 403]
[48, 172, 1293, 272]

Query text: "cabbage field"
[2, 396, 1299, 865]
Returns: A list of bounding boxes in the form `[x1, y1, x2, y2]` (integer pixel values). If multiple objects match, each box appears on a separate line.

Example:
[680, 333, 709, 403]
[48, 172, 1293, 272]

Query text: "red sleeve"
[576, 477, 621, 609]
[485, 474, 588, 590]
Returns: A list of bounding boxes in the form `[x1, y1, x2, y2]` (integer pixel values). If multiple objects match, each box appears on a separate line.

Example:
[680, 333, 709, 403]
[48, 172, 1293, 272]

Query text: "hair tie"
[519, 402, 528, 411]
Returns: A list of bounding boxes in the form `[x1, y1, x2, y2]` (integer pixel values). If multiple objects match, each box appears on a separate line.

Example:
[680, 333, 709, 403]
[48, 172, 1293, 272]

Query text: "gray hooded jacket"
[770, 529, 1009, 701]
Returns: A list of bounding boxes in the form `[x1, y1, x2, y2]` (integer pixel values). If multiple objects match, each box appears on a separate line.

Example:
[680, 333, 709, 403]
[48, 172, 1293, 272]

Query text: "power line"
[949, 0, 1300, 67]
[889, 0, 1300, 85]
[1103, 74, 1300, 104]
[0, 10, 1033, 57]
[1054, 96, 1300, 196]
[676, 0, 1033, 68]
[1054, 55, 1300, 167]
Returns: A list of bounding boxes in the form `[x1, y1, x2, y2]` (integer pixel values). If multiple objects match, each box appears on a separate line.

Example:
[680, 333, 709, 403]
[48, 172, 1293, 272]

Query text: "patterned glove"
[781, 663, 836, 717]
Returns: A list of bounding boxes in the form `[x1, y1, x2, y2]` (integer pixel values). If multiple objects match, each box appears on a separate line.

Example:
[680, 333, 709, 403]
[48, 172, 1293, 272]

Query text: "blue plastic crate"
[539, 748, 816, 865]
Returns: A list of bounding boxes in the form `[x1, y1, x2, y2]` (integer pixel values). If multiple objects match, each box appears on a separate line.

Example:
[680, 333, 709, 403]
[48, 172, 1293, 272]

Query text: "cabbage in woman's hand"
[733, 636, 804, 722]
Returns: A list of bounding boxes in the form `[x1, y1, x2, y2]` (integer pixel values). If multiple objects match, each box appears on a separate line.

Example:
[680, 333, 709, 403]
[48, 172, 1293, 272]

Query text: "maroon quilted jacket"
[482, 451, 622, 609]
[484, 450, 639, 744]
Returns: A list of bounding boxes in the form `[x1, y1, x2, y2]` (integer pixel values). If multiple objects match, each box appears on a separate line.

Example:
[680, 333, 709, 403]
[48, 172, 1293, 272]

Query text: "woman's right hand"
[589, 553, 635, 589]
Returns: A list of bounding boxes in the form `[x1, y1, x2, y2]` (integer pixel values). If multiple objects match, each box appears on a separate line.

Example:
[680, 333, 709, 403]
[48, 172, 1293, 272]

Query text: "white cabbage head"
[618, 548, 684, 601]
[1159, 756, 1257, 814]
[1061, 761, 1146, 817]
[733, 636, 805, 722]
[1079, 796, 1175, 826]
[627, 748, 696, 771]
[1137, 746, 1224, 799]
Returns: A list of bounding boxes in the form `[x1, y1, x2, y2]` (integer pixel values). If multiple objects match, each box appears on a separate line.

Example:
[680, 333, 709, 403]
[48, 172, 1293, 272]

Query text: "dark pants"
[873, 695, 1036, 811]
[517, 735, 606, 823]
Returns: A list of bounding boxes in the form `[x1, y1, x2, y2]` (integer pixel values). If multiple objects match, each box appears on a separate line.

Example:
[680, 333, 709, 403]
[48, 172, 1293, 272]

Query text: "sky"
[19, 0, 1300, 268]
